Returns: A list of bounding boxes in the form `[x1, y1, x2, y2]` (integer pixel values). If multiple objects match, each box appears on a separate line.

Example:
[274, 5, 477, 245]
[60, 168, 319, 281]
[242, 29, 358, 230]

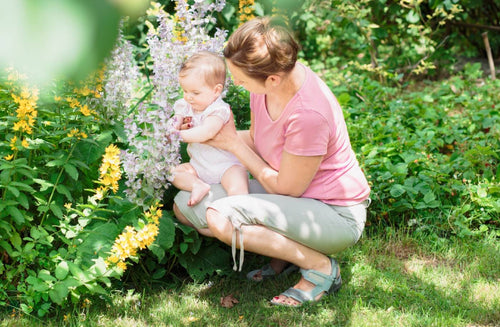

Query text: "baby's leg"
[172, 163, 210, 206]
[221, 165, 249, 196]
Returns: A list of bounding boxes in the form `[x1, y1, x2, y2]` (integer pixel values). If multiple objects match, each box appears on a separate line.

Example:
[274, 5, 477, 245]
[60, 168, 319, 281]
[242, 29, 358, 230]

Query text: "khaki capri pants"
[174, 180, 370, 271]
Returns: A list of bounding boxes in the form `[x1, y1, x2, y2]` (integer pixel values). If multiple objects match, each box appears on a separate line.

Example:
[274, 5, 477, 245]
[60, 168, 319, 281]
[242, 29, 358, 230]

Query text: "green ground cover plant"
[1, 230, 498, 326]
[0, 0, 498, 323]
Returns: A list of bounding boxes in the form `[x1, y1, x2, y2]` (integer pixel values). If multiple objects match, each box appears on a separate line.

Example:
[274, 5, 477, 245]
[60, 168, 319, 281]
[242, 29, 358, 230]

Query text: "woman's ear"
[266, 74, 281, 87]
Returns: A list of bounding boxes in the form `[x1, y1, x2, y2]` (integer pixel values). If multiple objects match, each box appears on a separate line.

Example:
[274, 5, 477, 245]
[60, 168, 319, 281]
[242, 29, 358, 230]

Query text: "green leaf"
[9, 232, 22, 251]
[92, 257, 108, 276]
[10, 181, 36, 193]
[56, 184, 73, 201]
[20, 303, 33, 314]
[180, 242, 188, 254]
[155, 217, 175, 250]
[390, 184, 406, 198]
[46, 159, 66, 167]
[477, 187, 488, 198]
[84, 282, 107, 295]
[38, 269, 57, 282]
[55, 261, 69, 280]
[423, 191, 436, 203]
[60, 276, 82, 289]
[68, 262, 88, 282]
[17, 192, 30, 209]
[33, 280, 50, 292]
[7, 206, 25, 225]
[50, 203, 64, 218]
[6, 185, 20, 197]
[151, 268, 166, 279]
[64, 163, 79, 180]
[406, 9, 420, 23]
[49, 282, 69, 305]
[30, 226, 41, 240]
[150, 245, 165, 262]
[33, 178, 54, 191]
[0, 241, 13, 256]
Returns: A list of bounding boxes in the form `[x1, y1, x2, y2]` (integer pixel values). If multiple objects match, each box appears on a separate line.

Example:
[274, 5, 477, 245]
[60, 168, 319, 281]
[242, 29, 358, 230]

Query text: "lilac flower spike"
[106, 1, 227, 207]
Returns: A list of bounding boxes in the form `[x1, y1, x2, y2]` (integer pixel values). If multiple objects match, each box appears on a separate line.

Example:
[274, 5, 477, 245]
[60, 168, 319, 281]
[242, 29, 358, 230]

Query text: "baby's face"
[179, 73, 220, 112]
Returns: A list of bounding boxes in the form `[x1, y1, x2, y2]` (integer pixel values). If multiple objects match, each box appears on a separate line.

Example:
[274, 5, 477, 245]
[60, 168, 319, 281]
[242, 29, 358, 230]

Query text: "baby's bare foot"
[188, 181, 210, 206]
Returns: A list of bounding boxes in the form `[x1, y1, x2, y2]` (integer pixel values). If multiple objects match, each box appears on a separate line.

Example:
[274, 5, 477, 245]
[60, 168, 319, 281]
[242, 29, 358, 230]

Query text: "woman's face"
[226, 60, 266, 94]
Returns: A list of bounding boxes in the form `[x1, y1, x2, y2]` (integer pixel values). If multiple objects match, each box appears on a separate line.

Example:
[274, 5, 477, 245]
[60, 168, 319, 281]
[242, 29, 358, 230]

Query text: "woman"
[173, 16, 370, 307]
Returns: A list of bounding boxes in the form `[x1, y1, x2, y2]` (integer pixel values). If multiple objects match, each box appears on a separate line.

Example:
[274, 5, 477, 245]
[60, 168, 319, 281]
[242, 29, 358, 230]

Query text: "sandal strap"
[281, 287, 314, 304]
[299, 258, 339, 294]
[259, 264, 276, 276]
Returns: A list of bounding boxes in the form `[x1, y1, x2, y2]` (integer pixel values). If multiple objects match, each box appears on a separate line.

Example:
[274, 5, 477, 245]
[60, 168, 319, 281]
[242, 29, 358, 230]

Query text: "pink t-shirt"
[251, 63, 370, 206]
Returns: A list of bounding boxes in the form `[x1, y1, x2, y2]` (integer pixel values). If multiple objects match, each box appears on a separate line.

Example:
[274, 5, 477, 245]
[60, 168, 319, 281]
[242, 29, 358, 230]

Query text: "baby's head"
[179, 52, 226, 111]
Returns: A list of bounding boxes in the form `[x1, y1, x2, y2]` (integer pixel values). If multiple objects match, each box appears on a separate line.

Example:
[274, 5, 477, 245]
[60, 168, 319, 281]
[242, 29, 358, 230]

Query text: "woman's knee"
[206, 208, 232, 243]
[173, 203, 194, 228]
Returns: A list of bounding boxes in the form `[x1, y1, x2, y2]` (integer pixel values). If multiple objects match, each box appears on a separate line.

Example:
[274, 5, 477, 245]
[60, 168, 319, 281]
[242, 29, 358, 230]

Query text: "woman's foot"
[270, 257, 341, 307]
[188, 181, 210, 206]
[247, 259, 295, 282]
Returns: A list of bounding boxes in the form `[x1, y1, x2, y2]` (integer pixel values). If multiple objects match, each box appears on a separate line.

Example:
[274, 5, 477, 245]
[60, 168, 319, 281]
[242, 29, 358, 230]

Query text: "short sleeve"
[284, 109, 330, 156]
[204, 99, 231, 123]
[173, 99, 190, 116]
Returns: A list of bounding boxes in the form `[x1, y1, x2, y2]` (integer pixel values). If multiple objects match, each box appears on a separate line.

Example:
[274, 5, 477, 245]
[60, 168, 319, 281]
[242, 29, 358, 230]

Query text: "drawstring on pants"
[231, 223, 244, 272]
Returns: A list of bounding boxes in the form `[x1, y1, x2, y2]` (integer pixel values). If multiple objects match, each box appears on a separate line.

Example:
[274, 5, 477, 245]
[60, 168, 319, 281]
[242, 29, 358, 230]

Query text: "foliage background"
[0, 0, 498, 318]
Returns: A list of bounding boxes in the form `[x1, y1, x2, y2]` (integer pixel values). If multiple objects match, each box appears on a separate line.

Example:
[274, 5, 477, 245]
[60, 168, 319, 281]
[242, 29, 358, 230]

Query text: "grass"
[1, 228, 498, 327]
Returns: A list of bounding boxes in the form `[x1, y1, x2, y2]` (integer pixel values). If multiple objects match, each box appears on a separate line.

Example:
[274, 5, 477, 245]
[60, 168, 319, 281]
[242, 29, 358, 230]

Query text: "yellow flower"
[67, 129, 79, 137]
[21, 138, 29, 148]
[64, 203, 72, 209]
[136, 223, 159, 249]
[9, 136, 18, 150]
[4, 154, 14, 161]
[106, 255, 119, 264]
[80, 104, 91, 116]
[97, 144, 122, 193]
[54, 95, 62, 101]
[116, 261, 127, 271]
[68, 98, 80, 109]
[94, 186, 106, 200]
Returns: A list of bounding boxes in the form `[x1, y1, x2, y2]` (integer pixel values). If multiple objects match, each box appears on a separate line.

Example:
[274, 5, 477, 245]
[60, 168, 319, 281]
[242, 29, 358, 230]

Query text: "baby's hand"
[180, 116, 193, 130]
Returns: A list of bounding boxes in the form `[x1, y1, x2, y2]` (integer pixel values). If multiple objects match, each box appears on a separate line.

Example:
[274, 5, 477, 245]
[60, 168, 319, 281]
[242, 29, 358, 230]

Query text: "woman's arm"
[205, 113, 322, 196]
[179, 115, 224, 143]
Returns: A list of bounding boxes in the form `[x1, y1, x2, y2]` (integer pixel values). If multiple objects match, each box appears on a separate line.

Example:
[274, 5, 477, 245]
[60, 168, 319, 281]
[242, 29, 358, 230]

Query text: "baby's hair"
[179, 51, 226, 88]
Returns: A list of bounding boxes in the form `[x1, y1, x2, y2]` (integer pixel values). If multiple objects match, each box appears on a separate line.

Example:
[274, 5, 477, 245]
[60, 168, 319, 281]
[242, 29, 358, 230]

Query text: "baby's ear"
[214, 83, 224, 94]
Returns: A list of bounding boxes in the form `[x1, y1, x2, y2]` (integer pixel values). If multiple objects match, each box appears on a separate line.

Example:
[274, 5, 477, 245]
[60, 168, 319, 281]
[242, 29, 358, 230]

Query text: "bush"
[326, 62, 500, 236]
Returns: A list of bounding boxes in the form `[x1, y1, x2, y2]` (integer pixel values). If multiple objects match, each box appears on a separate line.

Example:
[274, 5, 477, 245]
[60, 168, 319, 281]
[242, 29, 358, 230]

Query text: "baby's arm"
[179, 115, 224, 143]
[172, 114, 184, 130]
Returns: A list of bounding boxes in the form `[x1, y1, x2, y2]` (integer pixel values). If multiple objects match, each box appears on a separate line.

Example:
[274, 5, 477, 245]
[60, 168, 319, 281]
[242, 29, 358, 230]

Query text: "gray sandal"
[246, 263, 299, 282]
[270, 257, 342, 306]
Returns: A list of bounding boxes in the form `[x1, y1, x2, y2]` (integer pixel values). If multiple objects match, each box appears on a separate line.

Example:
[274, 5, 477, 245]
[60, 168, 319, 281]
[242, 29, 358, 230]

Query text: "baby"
[172, 51, 248, 206]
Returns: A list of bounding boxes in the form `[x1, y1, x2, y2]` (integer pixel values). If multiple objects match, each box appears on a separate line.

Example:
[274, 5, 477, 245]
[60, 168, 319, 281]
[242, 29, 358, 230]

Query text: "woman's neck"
[265, 63, 306, 120]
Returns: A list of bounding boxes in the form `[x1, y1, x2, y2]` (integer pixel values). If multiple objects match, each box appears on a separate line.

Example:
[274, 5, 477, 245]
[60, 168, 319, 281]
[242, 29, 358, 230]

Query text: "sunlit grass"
[1, 229, 498, 327]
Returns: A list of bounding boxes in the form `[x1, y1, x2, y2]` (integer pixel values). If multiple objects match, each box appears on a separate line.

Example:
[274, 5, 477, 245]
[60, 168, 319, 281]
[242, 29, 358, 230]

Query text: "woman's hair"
[223, 16, 299, 81]
[179, 51, 226, 87]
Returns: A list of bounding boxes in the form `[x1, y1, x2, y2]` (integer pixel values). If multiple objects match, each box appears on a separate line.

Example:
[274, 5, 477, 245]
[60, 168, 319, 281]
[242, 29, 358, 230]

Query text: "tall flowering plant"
[107, 0, 227, 207]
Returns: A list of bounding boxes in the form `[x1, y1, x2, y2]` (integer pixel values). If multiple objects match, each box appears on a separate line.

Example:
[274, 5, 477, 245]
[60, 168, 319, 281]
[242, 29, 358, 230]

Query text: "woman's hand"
[203, 112, 239, 152]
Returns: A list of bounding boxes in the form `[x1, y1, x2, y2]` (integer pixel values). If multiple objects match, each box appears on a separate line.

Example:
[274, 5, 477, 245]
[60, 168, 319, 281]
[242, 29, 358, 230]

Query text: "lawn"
[2, 229, 498, 327]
